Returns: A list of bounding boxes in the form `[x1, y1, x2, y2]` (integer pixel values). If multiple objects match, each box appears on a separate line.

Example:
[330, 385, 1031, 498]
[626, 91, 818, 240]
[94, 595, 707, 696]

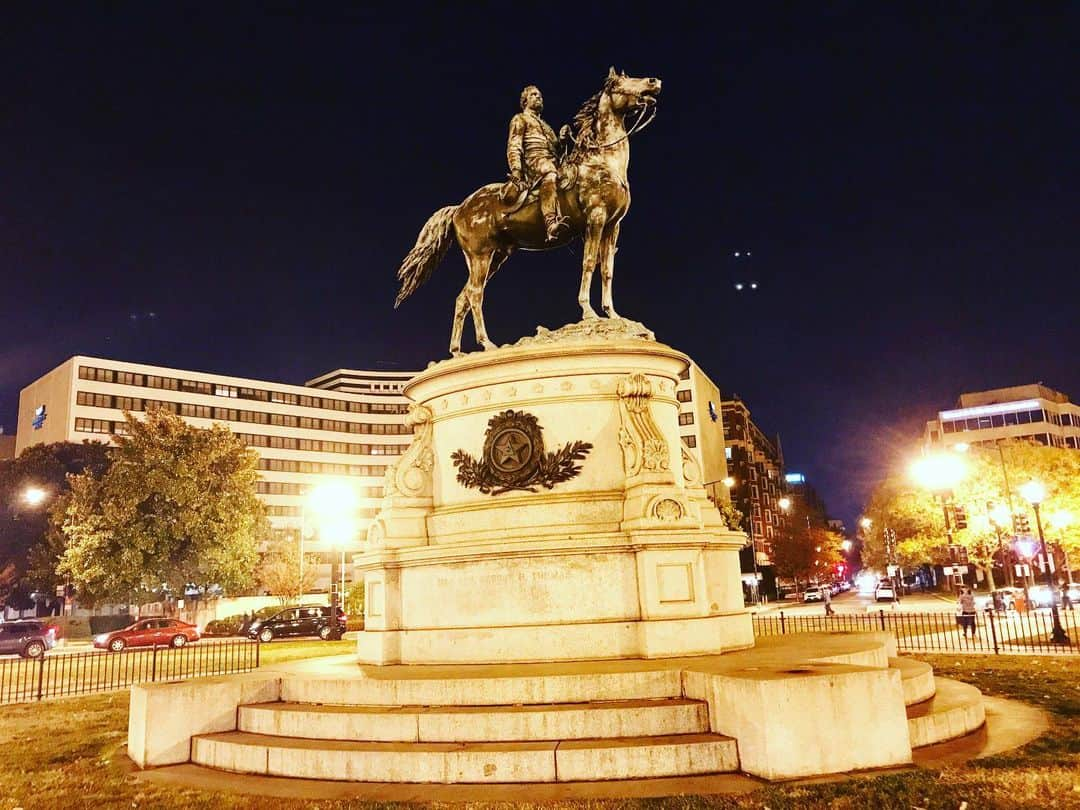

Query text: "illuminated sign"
[785, 473, 805, 484]
[940, 399, 1040, 421]
[32, 405, 47, 430]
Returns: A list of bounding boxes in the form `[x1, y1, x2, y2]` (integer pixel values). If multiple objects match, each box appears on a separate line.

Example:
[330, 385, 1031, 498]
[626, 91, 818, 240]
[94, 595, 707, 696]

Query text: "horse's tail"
[394, 205, 459, 308]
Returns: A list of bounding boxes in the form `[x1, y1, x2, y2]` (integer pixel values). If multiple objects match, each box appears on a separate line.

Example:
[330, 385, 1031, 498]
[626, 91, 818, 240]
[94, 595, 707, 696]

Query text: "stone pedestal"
[355, 332, 752, 664]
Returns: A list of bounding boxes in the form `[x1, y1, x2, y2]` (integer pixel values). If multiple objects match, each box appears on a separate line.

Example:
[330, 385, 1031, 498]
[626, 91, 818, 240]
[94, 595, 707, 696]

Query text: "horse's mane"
[568, 75, 618, 161]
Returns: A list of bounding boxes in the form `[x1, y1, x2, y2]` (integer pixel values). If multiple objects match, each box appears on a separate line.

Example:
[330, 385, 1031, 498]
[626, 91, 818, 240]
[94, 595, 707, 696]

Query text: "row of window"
[256, 481, 384, 498]
[73, 419, 410, 457]
[235, 432, 406, 456]
[76, 391, 411, 435]
[77, 365, 409, 414]
[678, 412, 695, 426]
[942, 408, 1055, 433]
[676, 389, 693, 403]
[257, 458, 388, 477]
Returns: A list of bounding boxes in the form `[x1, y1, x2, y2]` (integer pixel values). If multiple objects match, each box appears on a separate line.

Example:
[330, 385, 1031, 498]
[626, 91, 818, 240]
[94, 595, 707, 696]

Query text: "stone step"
[906, 677, 985, 748]
[239, 698, 708, 742]
[281, 667, 684, 707]
[191, 730, 739, 783]
[888, 657, 936, 706]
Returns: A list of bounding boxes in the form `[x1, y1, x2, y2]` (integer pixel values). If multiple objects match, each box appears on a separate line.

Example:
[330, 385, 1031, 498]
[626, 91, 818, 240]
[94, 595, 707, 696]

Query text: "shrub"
[89, 614, 135, 635]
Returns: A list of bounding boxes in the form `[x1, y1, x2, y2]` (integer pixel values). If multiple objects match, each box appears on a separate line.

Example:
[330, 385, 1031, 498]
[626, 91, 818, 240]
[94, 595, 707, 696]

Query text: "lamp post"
[1019, 481, 1069, 644]
[910, 452, 966, 591]
[307, 480, 360, 637]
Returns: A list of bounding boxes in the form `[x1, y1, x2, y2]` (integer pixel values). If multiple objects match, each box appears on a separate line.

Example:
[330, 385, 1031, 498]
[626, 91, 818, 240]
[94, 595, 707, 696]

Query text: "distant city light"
[778, 497, 791, 510]
[785, 472, 805, 484]
[734, 283, 744, 290]
[749, 282, 758, 289]
[910, 453, 966, 492]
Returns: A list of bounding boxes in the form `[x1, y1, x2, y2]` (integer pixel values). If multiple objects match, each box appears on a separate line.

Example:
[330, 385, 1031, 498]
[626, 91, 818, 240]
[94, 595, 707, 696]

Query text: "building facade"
[0, 434, 14, 460]
[924, 383, 1080, 450]
[16, 357, 416, 587]
[721, 396, 787, 600]
[674, 362, 732, 506]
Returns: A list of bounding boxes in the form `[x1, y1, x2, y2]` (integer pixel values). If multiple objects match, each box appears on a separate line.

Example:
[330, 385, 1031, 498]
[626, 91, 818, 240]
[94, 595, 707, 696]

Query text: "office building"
[17, 356, 417, 586]
[924, 383, 1080, 450]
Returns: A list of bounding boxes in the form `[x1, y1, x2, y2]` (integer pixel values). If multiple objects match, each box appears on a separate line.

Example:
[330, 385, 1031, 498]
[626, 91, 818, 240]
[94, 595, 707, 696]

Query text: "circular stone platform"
[128, 633, 1048, 800]
[127, 632, 1018, 790]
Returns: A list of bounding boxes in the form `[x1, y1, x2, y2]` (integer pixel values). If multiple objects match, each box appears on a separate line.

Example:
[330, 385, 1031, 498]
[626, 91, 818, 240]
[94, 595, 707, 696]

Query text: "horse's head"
[604, 67, 662, 114]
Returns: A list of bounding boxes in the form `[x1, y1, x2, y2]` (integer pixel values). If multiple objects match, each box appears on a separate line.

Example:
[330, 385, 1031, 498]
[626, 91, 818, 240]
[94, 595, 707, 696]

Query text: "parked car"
[974, 587, 1024, 611]
[803, 587, 825, 602]
[0, 620, 58, 658]
[246, 605, 346, 642]
[874, 581, 896, 601]
[93, 618, 201, 652]
[1028, 585, 1063, 609]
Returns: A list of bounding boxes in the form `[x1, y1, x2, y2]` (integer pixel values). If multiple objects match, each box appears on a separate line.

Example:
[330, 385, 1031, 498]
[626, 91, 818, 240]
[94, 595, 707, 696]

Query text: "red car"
[93, 618, 201, 652]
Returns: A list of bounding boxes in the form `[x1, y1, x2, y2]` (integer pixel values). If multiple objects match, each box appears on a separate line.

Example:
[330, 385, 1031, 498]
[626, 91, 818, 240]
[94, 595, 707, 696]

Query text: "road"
[758, 589, 959, 616]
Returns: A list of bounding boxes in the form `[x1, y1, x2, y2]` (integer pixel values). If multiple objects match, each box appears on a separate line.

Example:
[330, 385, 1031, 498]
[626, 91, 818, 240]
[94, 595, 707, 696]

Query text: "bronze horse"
[394, 69, 662, 355]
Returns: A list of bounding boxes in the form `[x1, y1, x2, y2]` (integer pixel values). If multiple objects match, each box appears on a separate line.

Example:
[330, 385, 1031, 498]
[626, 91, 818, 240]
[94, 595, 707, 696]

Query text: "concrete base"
[128, 633, 985, 783]
[131, 693, 1048, 802]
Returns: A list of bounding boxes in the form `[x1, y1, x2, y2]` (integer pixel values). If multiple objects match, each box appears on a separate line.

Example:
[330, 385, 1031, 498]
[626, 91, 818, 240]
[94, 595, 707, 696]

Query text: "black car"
[0, 620, 58, 658]
[246, 604, 346, 642]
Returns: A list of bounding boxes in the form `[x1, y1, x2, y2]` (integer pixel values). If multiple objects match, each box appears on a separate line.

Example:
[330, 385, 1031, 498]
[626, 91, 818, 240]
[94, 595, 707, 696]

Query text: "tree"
[771, 502, 845, 593]
[0, 441, 111, 605]
[258, 533, 319, 604]
[56, 409, 268, 607]
[861, 440, 1080, 588]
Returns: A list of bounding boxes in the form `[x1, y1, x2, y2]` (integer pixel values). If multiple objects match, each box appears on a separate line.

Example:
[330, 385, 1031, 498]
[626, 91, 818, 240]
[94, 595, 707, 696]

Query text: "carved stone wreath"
[451, 410, 592, 495]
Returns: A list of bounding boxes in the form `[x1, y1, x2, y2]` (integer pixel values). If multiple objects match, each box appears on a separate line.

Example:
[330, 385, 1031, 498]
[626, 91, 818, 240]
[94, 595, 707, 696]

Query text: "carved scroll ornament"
[383, 403, 434, 498]
[616, 373, 669, 476]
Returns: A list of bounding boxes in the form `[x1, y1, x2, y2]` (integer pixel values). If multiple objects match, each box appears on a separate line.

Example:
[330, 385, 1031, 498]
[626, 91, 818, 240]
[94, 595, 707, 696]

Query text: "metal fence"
[0, 638, 259, 705]
[753, 608, 1080, 655]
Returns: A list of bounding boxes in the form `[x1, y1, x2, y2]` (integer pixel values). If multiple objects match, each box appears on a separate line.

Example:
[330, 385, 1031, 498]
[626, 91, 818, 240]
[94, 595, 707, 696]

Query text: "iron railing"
[0, 638, 259, 705]
[753, 608, 1080, 655]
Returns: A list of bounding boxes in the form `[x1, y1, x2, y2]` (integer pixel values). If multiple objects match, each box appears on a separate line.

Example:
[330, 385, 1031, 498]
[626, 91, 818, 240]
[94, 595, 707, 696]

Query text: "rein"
[570, 101, 657, 153]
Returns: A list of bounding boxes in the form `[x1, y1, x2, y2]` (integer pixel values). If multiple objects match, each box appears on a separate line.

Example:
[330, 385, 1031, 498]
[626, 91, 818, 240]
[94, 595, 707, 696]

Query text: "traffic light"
[950, 505, 968, 530]
[1013, 513, 1031, 534]
[958, 546, 969, 565]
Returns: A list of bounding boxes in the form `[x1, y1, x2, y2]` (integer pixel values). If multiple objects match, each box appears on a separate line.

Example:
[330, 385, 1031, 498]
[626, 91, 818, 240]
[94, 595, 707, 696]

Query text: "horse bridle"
[571, 97, 658, 151]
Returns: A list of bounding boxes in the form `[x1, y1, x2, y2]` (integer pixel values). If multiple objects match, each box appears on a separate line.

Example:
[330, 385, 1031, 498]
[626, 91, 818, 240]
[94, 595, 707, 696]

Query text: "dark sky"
[3, 5, 1078, 526]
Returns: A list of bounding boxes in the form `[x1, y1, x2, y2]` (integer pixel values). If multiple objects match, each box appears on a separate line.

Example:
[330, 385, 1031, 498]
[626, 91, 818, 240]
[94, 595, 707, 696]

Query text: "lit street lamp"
[305, 480, 360, 636]
[1019, 481, 1069, 644]
[910, 452, 967, 590]
[23, 487, 48, 507]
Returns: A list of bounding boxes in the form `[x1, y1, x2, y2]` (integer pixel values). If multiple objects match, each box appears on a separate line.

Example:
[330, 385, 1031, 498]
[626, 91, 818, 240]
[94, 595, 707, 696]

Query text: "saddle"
[498, 162, 579, 210]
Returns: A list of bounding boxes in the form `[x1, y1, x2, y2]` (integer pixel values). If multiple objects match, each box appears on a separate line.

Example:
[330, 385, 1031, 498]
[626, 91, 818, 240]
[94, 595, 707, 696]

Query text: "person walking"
[1061, 582, 1074, 612]
[957, 587, 977, 639]
[823, 585, 835, 617]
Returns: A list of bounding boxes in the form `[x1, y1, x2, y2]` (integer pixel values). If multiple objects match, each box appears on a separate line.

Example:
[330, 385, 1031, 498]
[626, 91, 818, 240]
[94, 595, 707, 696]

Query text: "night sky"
[3, 6, 1078, 526]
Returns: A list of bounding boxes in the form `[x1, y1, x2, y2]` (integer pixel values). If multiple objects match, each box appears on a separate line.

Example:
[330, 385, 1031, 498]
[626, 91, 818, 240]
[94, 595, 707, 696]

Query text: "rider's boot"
[539, 174, 566, 242]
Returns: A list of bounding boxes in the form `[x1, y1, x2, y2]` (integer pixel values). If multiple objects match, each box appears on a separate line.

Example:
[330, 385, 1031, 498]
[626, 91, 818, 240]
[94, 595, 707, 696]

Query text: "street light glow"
[23, 487, 47, 506]
[1019, 480, 1046, 506]
[860, 517, 872, 530]
[909, 453, 966, 492]
[306, 479, 360, 547]
[777, 497, 791, 510]
[988, 503, 1011, 527]
[722, 477, 735, 488]
[841, 539, 853, 552]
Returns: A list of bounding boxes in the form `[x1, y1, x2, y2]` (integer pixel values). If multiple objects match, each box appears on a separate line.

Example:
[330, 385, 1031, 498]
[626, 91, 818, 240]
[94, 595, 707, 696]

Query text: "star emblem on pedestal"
[451, 410, 592, 495]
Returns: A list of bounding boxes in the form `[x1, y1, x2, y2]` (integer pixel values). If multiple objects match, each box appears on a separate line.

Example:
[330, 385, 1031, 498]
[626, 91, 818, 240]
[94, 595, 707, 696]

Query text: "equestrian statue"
[393, 68, 662, 356]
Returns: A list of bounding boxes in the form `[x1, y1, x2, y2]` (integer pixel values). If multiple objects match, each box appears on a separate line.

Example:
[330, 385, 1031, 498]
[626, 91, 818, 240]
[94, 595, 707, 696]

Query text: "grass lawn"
[0, 653, 1076, 809]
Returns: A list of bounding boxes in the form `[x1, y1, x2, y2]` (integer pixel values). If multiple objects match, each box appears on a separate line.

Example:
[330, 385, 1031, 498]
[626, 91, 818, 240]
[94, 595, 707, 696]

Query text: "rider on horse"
[506, 85, 572, 242]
